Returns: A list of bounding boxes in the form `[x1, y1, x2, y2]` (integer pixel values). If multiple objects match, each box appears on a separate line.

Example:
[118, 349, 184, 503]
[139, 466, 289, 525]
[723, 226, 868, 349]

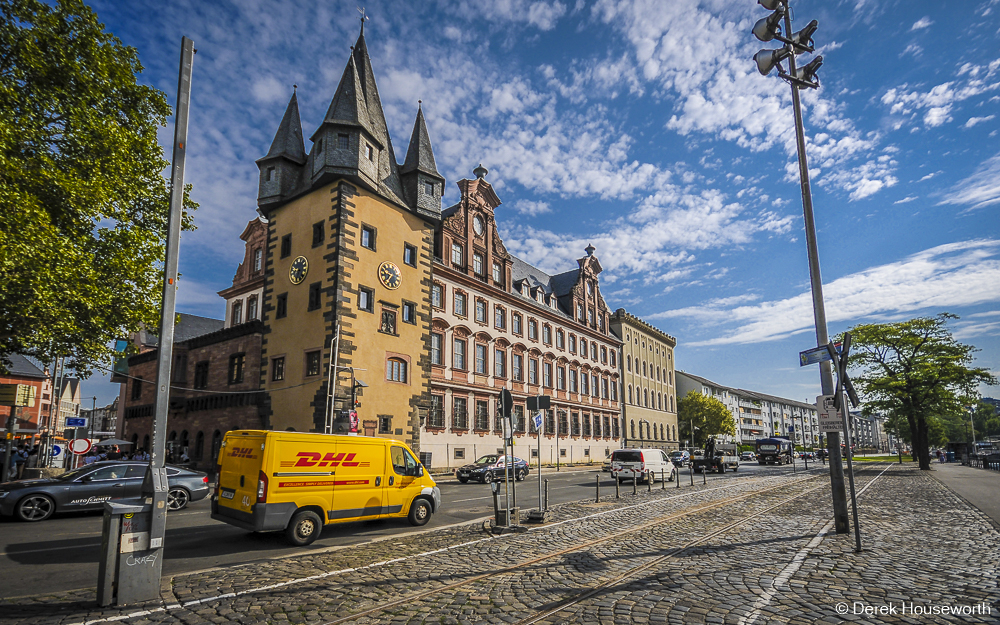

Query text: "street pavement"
[1, 463, 997, 624]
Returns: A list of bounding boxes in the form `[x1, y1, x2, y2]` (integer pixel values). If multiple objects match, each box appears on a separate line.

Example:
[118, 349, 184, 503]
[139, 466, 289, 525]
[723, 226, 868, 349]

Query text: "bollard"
[615, 476, 620, 499]
[596, 474, 600, 503]
[689, 463, 694, 486]
[676, 466, 680, 488]
[544, 478, 549, 511]
[647, 472, 652, 492]
[632, 475, 637, 495]
[661, 468, 666, 489]
[703, 466, 707, 485]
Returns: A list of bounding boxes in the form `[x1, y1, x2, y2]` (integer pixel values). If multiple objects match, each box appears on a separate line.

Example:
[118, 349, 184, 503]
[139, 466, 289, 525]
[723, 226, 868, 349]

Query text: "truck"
[755, 437, 794, 465]
[691, 438, 740, 474]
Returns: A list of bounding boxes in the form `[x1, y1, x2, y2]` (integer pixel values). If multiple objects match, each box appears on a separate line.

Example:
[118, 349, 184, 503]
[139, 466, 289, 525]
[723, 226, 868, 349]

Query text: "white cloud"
[894, 196, 918, 204]
[455, 0, 568, 30]
[939, 153, 1000, 211]
[649, 239, 1000, 346]
[910, 17, 933, 30]
[510, 199, 552, 216]
[880, 68, 1000, 129]
[965, 115, 996, 127]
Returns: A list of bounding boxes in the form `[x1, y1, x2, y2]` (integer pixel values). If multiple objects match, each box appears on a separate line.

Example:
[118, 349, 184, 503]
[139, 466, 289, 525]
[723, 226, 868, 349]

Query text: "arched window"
[642, 361, 647, 377]
[169, 431, 177, 442]
[247, 296, 258, 321]
[131, 433, 138, 448]
[644, 389, 649, 407]
[387, 357, 407, 383]
[626, 356, 631, 372]
[195, 431, 205, 460]
[670, 395, 674, 412]
[660, 424, 665, 440]
[658, 393, 663, 411]
[180, 430, 190, 449]
[211, 430, 222, 462]
[142, 434, 150, 451]
[653, 424, 658, 440]
[657, 366, 661, 381]
[231, 300, 242, 326]
[630, 420, 636, 439]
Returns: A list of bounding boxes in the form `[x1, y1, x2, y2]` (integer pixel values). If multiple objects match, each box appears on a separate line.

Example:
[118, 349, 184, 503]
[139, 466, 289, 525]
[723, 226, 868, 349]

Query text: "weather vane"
[358, 7, 369, 34]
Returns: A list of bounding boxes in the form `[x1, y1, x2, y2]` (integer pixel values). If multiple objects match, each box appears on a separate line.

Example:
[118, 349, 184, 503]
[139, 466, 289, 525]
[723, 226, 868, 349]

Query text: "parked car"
[669, 450, 690, 467]
[0, 461, 210, 522]
[740, 451, 756, 461]
[602, 456, 612, 472]
[611, 449, 677, 484]
[454, 455, 529, 484]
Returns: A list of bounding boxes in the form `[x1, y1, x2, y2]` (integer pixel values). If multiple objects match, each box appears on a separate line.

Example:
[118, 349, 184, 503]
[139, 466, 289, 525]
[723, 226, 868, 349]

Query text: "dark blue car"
[454, 455, 529, 484]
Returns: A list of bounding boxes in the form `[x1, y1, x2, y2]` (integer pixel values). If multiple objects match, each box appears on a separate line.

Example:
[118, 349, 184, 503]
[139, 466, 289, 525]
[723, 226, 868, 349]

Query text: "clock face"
[473, 215, 484, 236]
[378, 261, 402, 290]
[289, 256, 308, 285]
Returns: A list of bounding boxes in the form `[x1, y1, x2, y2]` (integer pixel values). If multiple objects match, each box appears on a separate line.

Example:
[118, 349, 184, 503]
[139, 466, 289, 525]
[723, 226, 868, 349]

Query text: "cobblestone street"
[3, 464, 997, 625]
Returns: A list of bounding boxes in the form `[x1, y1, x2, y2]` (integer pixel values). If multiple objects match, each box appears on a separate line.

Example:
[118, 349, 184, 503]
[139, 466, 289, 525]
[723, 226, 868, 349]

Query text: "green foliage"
[844, 314, 995, 470]
[677, 390, 736, 447]
[0, 0, 197, 376]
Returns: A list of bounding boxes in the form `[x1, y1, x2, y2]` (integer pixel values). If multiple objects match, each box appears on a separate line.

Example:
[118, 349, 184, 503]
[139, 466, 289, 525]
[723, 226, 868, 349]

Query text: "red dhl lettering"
[229, 447, 257, 459]
[293, 452, 357, 467]
[277, 479, 368, 487]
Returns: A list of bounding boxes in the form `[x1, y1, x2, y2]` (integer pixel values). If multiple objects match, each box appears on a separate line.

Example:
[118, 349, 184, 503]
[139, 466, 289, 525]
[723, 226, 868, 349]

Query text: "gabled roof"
[263, 91, 305, 164]
[401, 105, 442, 180]
[2, 354, 47, 379]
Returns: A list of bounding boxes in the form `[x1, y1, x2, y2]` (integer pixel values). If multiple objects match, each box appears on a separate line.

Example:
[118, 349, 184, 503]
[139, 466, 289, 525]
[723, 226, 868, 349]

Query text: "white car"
[611, 449, 677, 484]
[740, 451, 756, 461]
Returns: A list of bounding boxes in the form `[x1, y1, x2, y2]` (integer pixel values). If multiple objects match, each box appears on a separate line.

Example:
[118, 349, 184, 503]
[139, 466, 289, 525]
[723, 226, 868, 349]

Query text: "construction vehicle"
[691, 437, 740, 474]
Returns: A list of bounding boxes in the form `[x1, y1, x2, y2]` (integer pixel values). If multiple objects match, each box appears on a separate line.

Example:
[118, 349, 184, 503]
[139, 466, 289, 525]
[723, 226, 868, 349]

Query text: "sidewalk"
[930, 460, 1000, 530]
[2, 464, 997, 624]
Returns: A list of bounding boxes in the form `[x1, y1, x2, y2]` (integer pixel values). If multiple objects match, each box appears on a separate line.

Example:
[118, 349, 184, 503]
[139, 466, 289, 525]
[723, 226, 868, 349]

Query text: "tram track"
[320, 471, 833, 625]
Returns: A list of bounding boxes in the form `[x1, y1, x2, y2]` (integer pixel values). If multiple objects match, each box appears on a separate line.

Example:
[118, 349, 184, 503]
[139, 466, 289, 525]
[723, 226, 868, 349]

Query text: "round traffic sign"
[69, 438, 93, 455]
[51, 444, 62, 457]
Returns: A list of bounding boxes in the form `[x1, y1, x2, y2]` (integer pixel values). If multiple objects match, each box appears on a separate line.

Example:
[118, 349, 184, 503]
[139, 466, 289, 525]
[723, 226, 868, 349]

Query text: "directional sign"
[51, 444, 63, 458]
[799, 342, 841, 367]
[816, 395, 842, 432]
[66, 417, 88, 428]
[532, 412, 543, 432]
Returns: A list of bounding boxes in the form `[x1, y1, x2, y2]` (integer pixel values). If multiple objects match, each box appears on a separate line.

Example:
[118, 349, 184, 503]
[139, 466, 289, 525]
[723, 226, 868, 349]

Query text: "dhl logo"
[281, 452, 369, 468]
[228, 447, 257, 459]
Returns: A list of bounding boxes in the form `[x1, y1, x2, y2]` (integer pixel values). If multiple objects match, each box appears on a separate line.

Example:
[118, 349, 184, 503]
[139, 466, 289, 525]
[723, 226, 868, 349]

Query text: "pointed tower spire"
[318, 51, 372, 135]
[401, 102, 441, 178]
[265, 90, 305, 163]
[400, 102, 445, 214]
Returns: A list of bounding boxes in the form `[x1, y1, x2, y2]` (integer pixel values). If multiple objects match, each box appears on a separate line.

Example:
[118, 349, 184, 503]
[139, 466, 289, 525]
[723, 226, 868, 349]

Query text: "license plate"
[221, 488, 236, 500]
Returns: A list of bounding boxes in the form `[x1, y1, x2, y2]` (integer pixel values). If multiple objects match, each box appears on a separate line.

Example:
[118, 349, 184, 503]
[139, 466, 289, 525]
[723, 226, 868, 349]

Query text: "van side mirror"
[417, 465, 424, 477]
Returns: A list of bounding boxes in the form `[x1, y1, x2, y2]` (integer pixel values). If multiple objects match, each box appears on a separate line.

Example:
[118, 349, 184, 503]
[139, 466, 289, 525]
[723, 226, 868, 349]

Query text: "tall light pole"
[752, 0, 850, 534]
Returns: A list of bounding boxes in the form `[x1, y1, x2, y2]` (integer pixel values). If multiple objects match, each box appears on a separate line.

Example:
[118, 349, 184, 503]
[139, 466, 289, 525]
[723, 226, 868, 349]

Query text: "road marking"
[1, 527, 224, 557]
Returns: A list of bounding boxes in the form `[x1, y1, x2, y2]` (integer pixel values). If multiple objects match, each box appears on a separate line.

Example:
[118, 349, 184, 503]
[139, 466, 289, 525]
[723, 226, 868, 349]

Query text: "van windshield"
[758, 445, 777, 451]
[613, 451, 642, 463]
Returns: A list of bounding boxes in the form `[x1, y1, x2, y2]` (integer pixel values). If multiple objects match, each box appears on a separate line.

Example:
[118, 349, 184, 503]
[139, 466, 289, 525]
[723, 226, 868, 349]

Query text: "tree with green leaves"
[0, 0, 197, 376]
[677, 390, 736, 449]
[844, 314, 995, 470]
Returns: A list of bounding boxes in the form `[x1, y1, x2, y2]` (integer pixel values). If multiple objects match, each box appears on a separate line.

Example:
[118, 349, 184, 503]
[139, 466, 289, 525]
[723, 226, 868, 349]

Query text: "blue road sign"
[532, 413, 543, 432]
[66, 417, 87, 427]
[799, 342, 842, 367]
[51, 444, 62, 457]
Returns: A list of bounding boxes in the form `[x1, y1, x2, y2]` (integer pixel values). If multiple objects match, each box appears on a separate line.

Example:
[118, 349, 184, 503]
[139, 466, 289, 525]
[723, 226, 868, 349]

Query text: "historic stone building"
[0, 355, 54, 446]
[424, 168, 622, 469]
[610, 309, 679, 452]
[254, 28, 440, 447]
[219, 217, 267, 329]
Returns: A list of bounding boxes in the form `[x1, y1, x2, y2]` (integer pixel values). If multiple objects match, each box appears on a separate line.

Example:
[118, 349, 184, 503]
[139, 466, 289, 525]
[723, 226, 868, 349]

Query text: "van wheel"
[408, 498, 431, 526]
[285, 510, 322, 546]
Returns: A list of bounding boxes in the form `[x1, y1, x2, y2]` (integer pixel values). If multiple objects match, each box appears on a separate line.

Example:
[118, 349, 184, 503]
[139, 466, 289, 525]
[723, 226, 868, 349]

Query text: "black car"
[454, 455, 529, 483]
[0, 461, 210, 522]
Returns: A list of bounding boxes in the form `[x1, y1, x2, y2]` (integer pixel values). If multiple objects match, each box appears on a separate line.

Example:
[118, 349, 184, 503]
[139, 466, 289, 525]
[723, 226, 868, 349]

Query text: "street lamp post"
[752, 0, 850, 536]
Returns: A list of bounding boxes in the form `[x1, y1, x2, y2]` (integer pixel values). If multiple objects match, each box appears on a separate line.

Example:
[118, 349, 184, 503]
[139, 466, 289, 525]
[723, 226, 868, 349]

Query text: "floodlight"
[752, 7, 785, 42]
[794, 55, 824, 85]
[758, 0, 783, 10]
[754, 47, 791, 76]
[789, 19, 819, 52]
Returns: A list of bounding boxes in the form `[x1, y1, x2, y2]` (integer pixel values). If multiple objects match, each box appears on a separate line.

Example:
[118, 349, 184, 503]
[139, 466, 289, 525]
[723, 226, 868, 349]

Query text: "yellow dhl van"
[211, 430, 441, 545]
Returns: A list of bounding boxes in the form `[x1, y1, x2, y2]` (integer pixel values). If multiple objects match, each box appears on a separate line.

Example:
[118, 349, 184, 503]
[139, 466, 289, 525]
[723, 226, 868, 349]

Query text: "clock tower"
[255, 28, 442, 449]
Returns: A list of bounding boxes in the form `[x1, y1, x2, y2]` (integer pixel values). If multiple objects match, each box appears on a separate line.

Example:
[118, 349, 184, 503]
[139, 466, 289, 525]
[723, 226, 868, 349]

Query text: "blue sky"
[83, 0, 1000, 408]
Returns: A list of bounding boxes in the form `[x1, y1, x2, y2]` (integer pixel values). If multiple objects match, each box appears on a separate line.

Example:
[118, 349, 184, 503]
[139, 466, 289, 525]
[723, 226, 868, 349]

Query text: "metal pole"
[840, 393, 862, 552]
[325, 325, 340, 433]
[690, 462, 694, 486]
[544, 478, 549, 510]
[615, 475, 620, 498]
[537, 410, 543, 511]
[142, 37, 195, 586]
[781, 3, 849, 535]
[555, 410, 560, 472]
[595, 474, 600, 502]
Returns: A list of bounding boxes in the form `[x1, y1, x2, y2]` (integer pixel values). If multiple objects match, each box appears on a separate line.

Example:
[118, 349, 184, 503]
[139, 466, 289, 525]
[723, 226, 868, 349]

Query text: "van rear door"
[216, 432, 267, 522]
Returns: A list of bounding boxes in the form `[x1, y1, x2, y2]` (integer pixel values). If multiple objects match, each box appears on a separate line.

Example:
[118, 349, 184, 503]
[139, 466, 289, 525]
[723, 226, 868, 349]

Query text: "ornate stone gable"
[230, 217, 267, 288]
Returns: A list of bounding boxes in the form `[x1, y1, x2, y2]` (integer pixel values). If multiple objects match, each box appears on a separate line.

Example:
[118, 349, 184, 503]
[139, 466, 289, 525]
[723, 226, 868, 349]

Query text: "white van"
[611, 449, 677, 484]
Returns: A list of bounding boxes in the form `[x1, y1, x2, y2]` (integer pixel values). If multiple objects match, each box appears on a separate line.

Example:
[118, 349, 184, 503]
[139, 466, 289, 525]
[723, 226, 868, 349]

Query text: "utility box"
[97, 501, 162, 606]
[495, 506, 520, 526]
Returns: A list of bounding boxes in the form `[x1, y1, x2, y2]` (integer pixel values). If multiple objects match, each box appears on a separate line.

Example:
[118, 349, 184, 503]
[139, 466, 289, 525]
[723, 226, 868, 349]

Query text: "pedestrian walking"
[14, 444, 28, 479]
[106, 445, 122, 461]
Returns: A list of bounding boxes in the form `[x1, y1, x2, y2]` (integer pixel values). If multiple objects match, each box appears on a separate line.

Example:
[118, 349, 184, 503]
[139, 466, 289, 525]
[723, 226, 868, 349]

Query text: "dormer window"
[253, 249, 262, 272]
[266, 166, 275, 181]
[316, 138, 323, 153]
[424, 181, 435, 195]
[365, 143, 374, 161]
[338, 133, 350, 149]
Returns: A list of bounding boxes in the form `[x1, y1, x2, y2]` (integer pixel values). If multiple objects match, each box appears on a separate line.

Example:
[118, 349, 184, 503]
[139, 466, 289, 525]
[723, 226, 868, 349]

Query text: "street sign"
[799, 342, 841, 367]
[51, 444, 63, 458]
[499, 388, 513, 420]
[816, 395, 842, 432]
[69, 438, 94, 455]
[66, 417, 88, 428]
[532, 412, 543, 432]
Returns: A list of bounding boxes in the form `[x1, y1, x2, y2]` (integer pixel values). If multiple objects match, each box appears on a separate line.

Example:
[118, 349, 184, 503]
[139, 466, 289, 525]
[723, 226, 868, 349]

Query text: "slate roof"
[139, 313, 225, 347]
[401, 105, 442, 180]
[2, 354, 47, 378]
[264, 91, 306, 163]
